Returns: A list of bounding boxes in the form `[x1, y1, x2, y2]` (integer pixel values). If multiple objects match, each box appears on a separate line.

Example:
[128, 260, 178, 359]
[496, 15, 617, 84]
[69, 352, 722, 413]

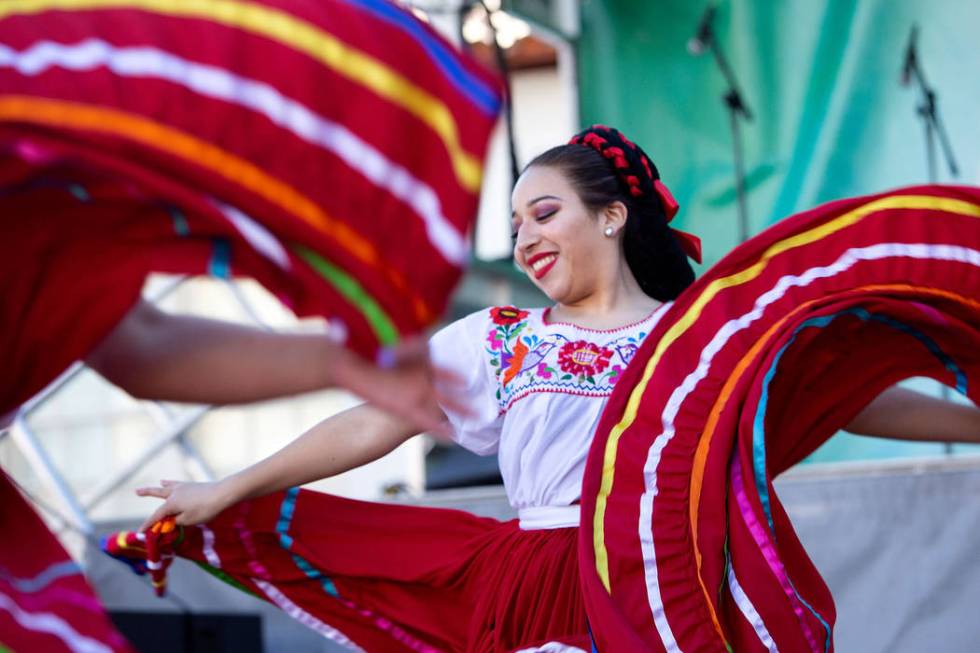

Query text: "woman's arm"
[86, 300, 463, 431]
[846, 386, 980, 443]
[136, 402, 423, 529]
[86, 301, 347, 402]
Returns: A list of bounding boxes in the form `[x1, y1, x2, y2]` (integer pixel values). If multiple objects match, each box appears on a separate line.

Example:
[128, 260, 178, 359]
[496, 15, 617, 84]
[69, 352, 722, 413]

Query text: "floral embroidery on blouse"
[557, 341, 613, 376]
[484, 306, 648, 410]
[490, 306, 529, 326]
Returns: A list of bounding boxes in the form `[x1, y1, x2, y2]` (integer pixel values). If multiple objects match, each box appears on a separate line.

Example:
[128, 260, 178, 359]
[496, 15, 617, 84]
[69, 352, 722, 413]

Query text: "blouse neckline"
[539, 302, 667, 334]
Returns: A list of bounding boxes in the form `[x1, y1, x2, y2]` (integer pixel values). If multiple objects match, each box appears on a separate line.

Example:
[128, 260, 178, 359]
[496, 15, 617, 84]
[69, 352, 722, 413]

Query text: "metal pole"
[728, 92, 750, 243]
[921, 97, 937, 184]
[80, 405, 210, 512]
[694, 7, 754, 243]
[9, 416, 94, 535]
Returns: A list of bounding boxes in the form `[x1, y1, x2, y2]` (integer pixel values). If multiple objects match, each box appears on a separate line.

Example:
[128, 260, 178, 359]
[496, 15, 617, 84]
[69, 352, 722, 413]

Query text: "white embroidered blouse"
[430, 303, 670, 529]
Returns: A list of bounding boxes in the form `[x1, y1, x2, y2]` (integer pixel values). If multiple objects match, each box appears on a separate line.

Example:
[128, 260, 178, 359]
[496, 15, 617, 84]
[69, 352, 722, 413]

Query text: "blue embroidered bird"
[502, 335, 568, 386]
[613, 341, 639, 366]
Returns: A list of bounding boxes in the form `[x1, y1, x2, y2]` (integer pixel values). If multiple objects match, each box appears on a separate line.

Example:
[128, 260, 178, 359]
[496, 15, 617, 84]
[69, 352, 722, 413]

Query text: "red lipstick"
[527, 252, 558, 280]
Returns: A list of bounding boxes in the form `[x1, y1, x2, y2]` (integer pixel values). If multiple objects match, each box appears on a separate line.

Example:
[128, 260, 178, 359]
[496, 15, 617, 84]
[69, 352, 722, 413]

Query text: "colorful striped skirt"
[108, 489, 592, 653]
[579, 184, 980, 652]
[0, 1, 499, 650]
[0, 471, 131, 653]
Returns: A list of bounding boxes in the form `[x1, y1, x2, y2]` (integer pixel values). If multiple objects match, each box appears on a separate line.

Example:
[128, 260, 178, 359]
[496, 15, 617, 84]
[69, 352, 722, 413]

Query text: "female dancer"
[123, 126, 980, 652]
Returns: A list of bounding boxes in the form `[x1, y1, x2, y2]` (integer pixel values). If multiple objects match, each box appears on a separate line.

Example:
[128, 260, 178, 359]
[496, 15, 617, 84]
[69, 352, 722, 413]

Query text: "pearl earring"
[603, 226, 615, 237]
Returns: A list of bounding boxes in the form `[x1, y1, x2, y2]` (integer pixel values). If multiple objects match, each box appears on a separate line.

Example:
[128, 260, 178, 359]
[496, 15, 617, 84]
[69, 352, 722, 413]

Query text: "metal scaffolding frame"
[1, 275, 269, 537]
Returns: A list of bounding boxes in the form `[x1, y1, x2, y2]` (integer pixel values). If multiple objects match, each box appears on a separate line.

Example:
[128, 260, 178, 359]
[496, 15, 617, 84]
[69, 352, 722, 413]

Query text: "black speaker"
[108, 611, 262, 653]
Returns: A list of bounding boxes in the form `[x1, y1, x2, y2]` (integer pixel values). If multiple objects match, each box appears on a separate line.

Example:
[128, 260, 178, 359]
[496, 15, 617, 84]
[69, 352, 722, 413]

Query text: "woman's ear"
[601, 201, 629, 235]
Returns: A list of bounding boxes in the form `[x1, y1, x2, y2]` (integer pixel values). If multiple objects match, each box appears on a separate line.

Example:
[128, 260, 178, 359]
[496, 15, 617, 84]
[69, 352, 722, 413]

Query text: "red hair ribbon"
[671, 228, 703, 265]
[654, 179, 702, 264]
[653, 179, 679, 220]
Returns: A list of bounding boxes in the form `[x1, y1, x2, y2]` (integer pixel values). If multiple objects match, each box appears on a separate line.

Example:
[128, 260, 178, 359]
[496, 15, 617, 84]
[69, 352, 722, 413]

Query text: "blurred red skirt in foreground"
[0, 0, 501, 650]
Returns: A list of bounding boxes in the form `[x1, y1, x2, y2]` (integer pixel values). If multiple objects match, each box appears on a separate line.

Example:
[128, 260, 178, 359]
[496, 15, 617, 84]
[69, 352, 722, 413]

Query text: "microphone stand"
[903, 26, 959, 183]
[694, 14, 754, 243]
[901, 26, 960, 453]
[478, 0, 521, 186]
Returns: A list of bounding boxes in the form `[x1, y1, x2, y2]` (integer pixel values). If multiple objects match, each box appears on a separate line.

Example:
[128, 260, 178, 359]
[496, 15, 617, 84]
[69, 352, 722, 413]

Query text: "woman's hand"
[133, 401, 431, 534]
[87, 302, 470, 434]
[336, 337, 470, 436]
[135, 479, 238, 531]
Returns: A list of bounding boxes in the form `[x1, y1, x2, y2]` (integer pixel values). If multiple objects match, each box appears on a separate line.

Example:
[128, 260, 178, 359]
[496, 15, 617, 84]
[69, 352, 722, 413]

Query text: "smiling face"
[511, 164, 626, 304]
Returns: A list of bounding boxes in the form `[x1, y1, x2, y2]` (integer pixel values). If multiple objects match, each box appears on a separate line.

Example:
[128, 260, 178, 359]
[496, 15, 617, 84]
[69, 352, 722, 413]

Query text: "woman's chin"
[539, 284, 573, 305]
[526, 270, 574, 304]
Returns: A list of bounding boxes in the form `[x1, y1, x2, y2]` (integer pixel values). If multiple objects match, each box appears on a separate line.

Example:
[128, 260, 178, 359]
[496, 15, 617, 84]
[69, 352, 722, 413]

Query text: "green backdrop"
[523, 0, 980, 463]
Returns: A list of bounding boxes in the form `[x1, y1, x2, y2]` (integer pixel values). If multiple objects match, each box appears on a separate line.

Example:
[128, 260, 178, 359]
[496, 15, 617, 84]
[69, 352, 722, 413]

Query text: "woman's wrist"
[319, 338, 372, 393]
[217, 471, 253, 505]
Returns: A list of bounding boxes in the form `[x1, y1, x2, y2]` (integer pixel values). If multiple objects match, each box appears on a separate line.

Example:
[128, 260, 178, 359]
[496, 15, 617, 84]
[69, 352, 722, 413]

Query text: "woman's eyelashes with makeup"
[511, 207, 559, 239]
[511, 195, 563, 240]
[533, 206, 558, 222]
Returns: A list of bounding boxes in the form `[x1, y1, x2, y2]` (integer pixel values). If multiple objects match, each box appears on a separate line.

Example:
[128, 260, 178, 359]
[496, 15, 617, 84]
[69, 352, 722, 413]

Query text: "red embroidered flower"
[490, 306, 529, 326]
[557, 340, 613, 377]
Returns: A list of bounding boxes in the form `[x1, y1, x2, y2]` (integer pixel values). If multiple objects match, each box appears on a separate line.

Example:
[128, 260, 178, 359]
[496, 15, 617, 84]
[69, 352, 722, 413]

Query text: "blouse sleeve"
[429, 309, 502, 455]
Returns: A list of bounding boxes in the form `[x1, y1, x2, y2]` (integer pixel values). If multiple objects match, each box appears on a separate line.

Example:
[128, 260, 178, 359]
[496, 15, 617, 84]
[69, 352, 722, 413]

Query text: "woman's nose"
[514, 222, 539, 255]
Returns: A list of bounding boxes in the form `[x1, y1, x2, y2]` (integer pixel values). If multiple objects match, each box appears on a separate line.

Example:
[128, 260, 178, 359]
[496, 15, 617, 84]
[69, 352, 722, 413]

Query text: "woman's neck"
[549, 264, 661, 330]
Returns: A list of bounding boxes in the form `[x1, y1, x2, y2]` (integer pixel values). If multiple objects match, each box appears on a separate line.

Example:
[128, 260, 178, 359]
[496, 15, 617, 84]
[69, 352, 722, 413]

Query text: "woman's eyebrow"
[526, 194, 561, 207]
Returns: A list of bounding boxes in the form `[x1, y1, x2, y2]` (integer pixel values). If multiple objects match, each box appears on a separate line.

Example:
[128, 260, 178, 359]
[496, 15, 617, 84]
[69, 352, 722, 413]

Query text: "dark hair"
[524, 126, 695, 302]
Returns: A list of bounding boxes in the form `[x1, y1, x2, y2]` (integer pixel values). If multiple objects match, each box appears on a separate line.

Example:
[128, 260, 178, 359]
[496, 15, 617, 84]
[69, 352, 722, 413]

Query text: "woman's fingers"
[432, 365, 465, 387]
[424, 419, 454, 441]
[434, 389, 472, 418]
[135, 485, 172, 499]
[173, 510, 196, 526]
[139, 502, 176, 532]
[135, 481, 185, 530]
[389, 337, 427, 365]
[432, 366, 473, 418]
[398, 403, 439, 432]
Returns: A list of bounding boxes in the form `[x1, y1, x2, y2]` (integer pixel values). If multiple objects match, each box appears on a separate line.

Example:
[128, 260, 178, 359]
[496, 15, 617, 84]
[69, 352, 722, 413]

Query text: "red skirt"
[108, 489, 590, 653]
[0, 471, 132, 652]
[1, 2, 499, 650]
[579, 184, 980, 652]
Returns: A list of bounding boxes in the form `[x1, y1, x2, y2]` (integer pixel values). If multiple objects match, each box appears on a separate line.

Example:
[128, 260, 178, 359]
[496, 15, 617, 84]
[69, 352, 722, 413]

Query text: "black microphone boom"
[899, 24, 959, 181]
[686, 2, 754, 243]
[901, 24, 918, 86]
[687, 4, 717, 56]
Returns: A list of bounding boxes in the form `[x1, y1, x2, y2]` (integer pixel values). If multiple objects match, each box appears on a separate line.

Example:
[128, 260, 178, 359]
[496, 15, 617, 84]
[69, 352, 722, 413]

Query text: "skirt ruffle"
[579, 184, 980, 652]
[1, 1, 500, 650]
[0, 472, 132, 652]
[106, 489, 591, 653]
